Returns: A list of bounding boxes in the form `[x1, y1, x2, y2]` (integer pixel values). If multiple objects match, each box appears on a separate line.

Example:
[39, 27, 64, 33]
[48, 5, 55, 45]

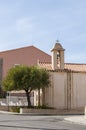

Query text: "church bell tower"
[51, 41, 65, 70]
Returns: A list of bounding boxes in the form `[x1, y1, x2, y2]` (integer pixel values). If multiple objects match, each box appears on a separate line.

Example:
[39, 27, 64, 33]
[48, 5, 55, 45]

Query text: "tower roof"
[51, 41, 65, 51]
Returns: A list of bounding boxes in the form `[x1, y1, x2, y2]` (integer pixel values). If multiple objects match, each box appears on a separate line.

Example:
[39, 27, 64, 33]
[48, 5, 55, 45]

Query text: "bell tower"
[51, 41, 65, 70]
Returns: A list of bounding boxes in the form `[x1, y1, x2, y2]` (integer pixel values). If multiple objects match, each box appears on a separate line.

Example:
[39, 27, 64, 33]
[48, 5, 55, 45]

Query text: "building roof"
[0, 45, 51, 66]
[38, 62, 86, 72]
[0, 44, 86, 73]
[51, 42, 65, 51]
[65, 63, 86, 72]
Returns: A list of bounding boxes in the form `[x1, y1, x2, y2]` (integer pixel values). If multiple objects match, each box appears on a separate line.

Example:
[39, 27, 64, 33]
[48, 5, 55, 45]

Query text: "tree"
[2, 65, 50, 107]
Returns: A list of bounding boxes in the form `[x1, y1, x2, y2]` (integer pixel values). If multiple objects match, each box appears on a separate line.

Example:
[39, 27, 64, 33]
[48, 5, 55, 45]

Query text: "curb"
[0, 111, 19, 114]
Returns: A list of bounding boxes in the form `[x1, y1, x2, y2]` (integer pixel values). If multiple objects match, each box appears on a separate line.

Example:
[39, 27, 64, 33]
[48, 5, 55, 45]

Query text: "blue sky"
[0, 0, 86, 63]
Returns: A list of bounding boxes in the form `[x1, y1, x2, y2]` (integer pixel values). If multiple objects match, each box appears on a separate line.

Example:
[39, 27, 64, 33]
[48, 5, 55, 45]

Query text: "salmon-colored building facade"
[0, 45, 51, 79]
[0, 45, 51, 105]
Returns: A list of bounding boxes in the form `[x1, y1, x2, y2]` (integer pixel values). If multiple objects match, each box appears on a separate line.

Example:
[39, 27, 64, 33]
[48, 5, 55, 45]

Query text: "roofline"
[0, 45, 33, 53]
[0, 45, 51, 57]
[65, 63, 86, 65]
[38, 62, 86, 65]
[48, 69, 86, 73]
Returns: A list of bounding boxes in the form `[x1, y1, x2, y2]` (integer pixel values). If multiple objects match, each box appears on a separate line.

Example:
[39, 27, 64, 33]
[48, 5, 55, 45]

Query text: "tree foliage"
[2, 65, 50, 107]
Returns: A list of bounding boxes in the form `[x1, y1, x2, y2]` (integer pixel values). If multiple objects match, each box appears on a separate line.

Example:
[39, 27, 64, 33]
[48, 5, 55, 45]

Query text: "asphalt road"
[0, 113, 85, 130]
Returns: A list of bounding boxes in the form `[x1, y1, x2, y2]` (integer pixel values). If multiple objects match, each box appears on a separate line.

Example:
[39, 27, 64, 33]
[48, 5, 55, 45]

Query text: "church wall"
[43, 74, 54, 107]
[44, 71, 67, 109]
[52, 72, 67, 109]
[71, 72, 86, 109]
[44, 71, 86, 110]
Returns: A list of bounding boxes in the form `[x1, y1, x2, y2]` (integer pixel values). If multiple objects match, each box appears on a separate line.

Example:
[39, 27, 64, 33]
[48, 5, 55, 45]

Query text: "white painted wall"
[52, 72, 67, 109]
[44, 72, 67, 109]
[44, 71, 86, 110]
[71, 72, 86, 109]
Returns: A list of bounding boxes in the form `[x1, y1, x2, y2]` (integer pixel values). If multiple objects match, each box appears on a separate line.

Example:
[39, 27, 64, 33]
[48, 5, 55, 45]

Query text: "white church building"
[38, 42, 86, 110]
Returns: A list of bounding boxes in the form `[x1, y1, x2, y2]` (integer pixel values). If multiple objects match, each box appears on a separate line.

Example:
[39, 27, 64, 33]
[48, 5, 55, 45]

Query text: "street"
[0, 113, 85, 130]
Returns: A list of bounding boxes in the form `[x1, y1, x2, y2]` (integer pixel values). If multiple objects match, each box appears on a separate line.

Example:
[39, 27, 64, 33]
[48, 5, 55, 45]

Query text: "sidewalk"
[65, 115, 86, 126]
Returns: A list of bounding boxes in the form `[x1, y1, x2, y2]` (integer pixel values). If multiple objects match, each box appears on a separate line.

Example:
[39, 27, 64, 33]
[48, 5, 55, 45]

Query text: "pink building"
[0, 45, 51, 79]
[0, 45, 51, 100]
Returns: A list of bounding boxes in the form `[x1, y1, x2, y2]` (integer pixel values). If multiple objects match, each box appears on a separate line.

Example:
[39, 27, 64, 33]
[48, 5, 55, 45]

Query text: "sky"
[0, 0, 86, 63]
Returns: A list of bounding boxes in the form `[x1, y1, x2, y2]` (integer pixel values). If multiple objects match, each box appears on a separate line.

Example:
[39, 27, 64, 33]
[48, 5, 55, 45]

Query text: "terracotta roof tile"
[65, 63, 86, 72]
[38, 62, 86, 72]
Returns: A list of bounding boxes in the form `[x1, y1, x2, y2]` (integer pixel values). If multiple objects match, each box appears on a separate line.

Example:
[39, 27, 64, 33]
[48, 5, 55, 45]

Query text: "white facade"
[40, 42, 86, 110]
[43, 71, 86, 110]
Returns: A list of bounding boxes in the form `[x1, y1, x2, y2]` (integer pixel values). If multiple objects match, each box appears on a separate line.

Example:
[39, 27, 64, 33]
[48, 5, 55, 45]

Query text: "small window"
[14, 64, 20, 67]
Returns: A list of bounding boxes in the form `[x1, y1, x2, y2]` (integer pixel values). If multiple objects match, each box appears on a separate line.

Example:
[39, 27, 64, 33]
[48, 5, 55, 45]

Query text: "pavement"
[0, 110, 86, 126]
[65, 115, 86, 126]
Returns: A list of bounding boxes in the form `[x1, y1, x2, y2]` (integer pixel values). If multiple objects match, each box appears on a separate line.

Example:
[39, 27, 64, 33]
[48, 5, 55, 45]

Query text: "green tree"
[2, 65, 50, 107]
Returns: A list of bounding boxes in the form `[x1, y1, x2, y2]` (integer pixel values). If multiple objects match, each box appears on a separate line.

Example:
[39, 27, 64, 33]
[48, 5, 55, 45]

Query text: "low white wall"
[20, 108, 59, 114]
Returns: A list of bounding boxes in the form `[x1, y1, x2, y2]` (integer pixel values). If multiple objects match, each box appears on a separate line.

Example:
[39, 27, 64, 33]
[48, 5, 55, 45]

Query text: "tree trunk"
[38, 89, 40, 106]
[42, 88, 45, 106]
[25, 90, 31, 107]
